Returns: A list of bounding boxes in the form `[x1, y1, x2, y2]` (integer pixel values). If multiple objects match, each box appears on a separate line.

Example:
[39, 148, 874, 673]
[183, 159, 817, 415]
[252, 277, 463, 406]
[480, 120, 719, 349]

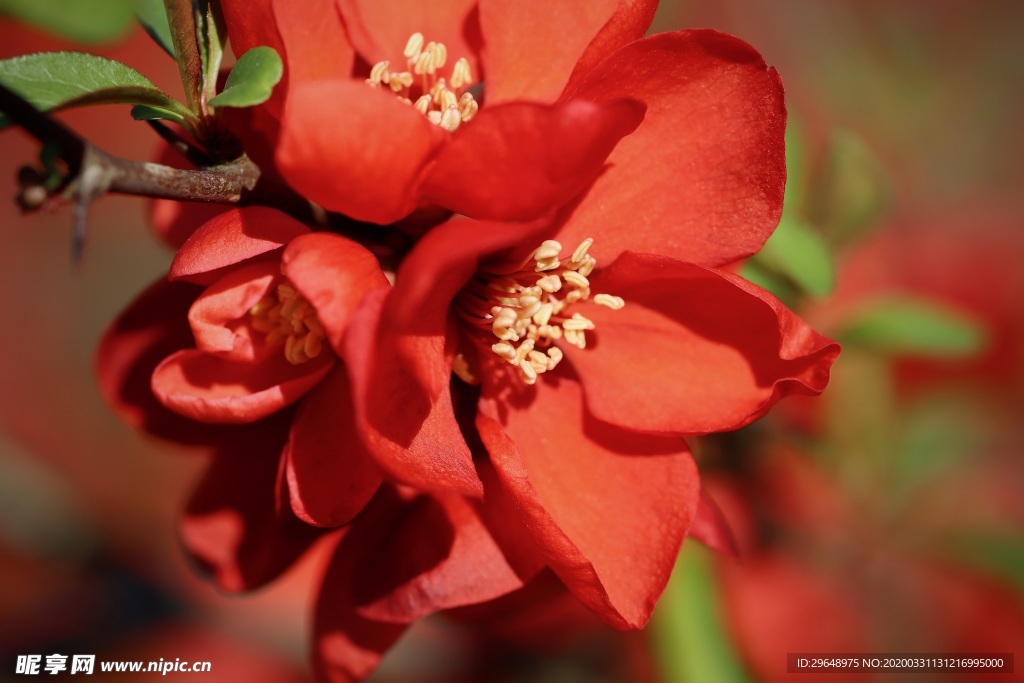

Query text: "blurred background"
[1, 1, 1021, 681]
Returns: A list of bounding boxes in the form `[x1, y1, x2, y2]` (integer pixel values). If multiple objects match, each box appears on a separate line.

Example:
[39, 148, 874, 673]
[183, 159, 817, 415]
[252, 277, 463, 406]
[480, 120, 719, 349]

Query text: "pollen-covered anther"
[460, 236, 624, 384]
[371, 32, 477, 133]
[249, 282, 327, 365]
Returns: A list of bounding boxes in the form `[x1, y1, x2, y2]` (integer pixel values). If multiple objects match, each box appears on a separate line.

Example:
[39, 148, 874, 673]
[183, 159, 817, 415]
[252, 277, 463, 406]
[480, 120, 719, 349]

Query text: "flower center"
[249, 282, 327, 365]
[365, 32, 479, 133]
[455, 238, 625, 385]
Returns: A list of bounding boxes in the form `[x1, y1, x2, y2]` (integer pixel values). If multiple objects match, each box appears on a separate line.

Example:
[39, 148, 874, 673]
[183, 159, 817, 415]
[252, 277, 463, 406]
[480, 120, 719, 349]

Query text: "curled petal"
[285, 366, 382, 527]
[187, 260, 277, 362]
[343, 289, 482, 496]
[95, 278, 236, 445]
[180, 417, 323, 592]
[477, 379, 700, 630]
[558, 30, 787, 267]
[565, 0, 660, 90]
[281, 233, 391, 355]
[689, 488, 740, 559]
[278, 80, 447, 224]
[420, 98, 644, 222]
[171, 207, 310, 285]
[569, 252, 840, 435]
[354, 493, 539, 623]
[152, 349, 333, 424]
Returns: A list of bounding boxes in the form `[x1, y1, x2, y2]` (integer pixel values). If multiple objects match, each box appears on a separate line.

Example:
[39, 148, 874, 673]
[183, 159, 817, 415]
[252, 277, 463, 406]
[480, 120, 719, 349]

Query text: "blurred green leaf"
[809, 130, 892, 245]
[739, 259, 799, 304]
[0, 51, 195, 128]
[0, 0, 135, 44]
[209, 46, 283, 107]
[752, 216, 836, 298]
[839, 296, 987, 358]
[134, 0, 175, 58]
[945, 533, 1024, 598]
[783, 116, 809, 214]
[652, 546, 752, 683]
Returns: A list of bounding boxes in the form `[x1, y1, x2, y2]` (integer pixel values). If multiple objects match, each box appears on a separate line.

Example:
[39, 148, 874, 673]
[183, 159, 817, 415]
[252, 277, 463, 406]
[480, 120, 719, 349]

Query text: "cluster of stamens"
[249, 283, 327, 365]
[366, 32, 478, 133]
[457, 238, 625, 385]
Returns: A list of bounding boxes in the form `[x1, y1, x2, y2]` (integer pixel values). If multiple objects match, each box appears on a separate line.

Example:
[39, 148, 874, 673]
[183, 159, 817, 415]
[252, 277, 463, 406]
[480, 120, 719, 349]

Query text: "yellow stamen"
[368, 32, 478, 134]
[249, 281, 328, 365]
[455, 237, 625, 384]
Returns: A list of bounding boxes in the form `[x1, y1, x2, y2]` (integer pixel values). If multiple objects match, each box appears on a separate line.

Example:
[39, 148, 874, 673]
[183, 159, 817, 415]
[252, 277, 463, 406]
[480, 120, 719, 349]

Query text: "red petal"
[355, 493, 538, 622]
[170, 207, 310, 285]
[187, 260, 277, 363]
[95, 279, 237, 444]
[558, 30, 787, 267]
[569, 252, 839, 434]
[281, 232, 390, 355]
[566, 0, 660, 91]
[336, 0, 478, 70]
[478, 0, 618, 105]
[343, 290, 482, 496]
[284, 366, 382, 527]
[277, 81, 447, 224]
[222, 0, 353, 120]
[180, 417, 323, 592]
[689, 488, 740, 559]
[420, 98, 644, 222]
[151, 349, 333, 424]
[477, 379, 700, 630]
[312, 491, 410, 683]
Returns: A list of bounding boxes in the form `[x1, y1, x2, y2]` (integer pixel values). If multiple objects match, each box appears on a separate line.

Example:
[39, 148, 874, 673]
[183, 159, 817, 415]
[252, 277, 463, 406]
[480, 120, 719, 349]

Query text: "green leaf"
[0, 52, 195, 129]
[752, 216, 836, 297]
[651, 546, 753, 683]
[134, 0, 175, 58]
[809, 130, 892, 245]
[196, 0, 226, 106]
[209, 46, 283, 108]
[131, 104, 187, 126]
[0, 0, 135, 44]
[839, 296, 988, 358]
[943, 533, 1024, 598]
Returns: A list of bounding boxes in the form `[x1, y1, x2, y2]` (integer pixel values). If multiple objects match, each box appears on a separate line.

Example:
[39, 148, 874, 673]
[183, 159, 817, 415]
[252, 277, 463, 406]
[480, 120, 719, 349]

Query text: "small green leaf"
[209, 46, 283, 108]
[131, 104, 187, 126]
[0, 0, 135, 44]
[839, 296, 987, 358]
[652, 547, 753, 683]
[134, 0, 175, 58]
[0, 52, 195, 129]
[197, 0, 226, 106]
[809, 130, 892, 245]
[751, 216, 836, 298]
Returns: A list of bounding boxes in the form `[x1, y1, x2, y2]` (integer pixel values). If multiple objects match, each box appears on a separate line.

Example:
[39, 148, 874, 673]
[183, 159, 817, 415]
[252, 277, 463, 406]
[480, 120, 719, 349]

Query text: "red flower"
[98, 206, 390, 528]
[220, 0, 787, 250]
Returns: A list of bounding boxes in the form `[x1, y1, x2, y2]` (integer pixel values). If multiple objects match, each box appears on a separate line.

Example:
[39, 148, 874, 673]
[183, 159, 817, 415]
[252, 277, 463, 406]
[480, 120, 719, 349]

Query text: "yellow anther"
[450, 58, 472, 89]
[577, 256, 596, 277]
[369, 61, 391, 85]
[439, 105, 462, 132]
[536, 274, 562, 293]
[427, 110, 442, 125]
[520, 361, 538, 384]
[514, 338, 536, 364]
[546, 346, 563, 370]
[458, 92, 478, 122]
[533, 302, 554, 326]
[534, 240, 562, 261]
[453, 353, 478, 384]
[414, 51, 434, 75]
[491, 341, 517, 361]
[430, 78, 448, 104]
[414, 94, 432, 115]
[430, 42, 447, 69]
[404, 32, 425, 60]
[562, 313, 595, 331]
[594, 293, 625, 310]
[563, 271, 590, 289]
[571, 238, 594, 264]
[439, 88, 458, 111]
